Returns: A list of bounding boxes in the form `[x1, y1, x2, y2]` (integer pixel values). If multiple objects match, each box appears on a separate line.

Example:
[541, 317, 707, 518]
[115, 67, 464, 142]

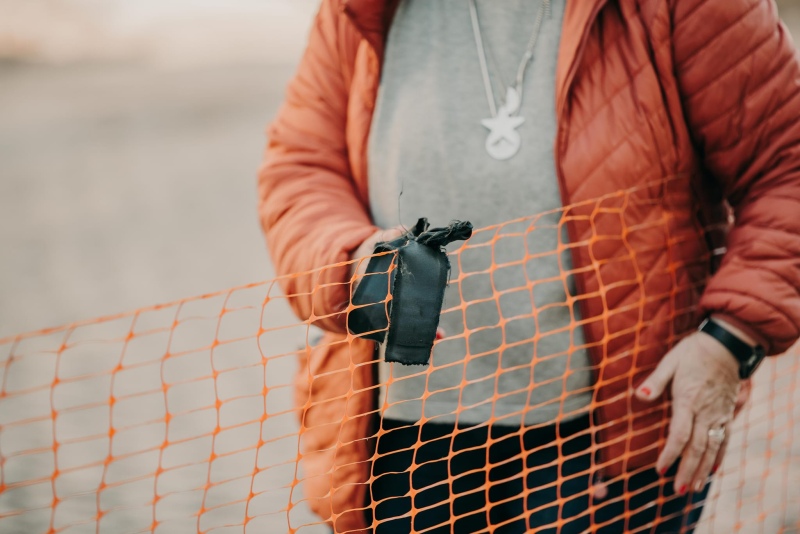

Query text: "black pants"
[368, 414, 709, 533]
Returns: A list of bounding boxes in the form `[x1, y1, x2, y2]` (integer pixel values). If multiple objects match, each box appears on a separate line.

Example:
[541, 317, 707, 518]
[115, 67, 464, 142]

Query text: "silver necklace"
[468, 0, 551, 160]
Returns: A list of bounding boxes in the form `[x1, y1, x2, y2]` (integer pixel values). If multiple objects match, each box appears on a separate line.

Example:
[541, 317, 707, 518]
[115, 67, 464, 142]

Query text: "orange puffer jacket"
[258, 0, 800, 531]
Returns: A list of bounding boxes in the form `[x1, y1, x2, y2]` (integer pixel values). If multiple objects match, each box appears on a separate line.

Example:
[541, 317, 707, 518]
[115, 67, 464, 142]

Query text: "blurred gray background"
[1, 1, 800, 534]
[1, 1, 799, 340]
[0, 0, 318, 340]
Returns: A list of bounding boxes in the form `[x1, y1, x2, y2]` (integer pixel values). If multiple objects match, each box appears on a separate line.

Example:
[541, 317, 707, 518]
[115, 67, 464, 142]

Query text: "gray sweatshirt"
[367, 0, 593, 426]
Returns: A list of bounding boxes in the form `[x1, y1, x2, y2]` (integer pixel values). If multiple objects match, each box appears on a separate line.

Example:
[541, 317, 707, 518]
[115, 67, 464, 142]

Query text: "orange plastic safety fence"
[1, 181, 798, 534]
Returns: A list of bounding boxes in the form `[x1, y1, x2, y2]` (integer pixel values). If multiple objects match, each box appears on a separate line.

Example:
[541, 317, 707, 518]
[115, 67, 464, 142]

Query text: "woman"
[258, 0, 800, 532]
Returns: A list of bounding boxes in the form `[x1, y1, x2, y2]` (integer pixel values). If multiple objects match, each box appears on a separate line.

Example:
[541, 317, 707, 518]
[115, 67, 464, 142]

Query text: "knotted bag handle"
[347, 218, 473, 366]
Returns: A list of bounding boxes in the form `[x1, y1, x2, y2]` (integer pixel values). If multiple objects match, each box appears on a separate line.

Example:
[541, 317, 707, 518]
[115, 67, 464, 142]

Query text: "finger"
[691, 428, 724, 492]
[378, 226, 406, 244]
[351, 227, 406, 279]
[656, 399, 693, 476]
[351, 252, 378, 282]
[711, 435, 729, 477]
[352, 254, 369, 278]
[591, 479, 608, 501]
[636, 350, 678, 401]
[674, 420, 711, 495]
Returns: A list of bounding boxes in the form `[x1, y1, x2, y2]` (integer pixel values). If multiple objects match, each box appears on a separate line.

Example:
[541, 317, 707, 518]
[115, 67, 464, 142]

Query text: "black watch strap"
[699, 318, 765, 379]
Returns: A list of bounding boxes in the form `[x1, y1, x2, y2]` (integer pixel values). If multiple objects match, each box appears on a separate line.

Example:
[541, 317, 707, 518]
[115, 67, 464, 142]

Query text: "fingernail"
[435, 328, 445, 340]
[679, 485, 688, 495]
[640, 387, 651, 397]
[711, 464, 719, 475]
[659, 467, 668, 476]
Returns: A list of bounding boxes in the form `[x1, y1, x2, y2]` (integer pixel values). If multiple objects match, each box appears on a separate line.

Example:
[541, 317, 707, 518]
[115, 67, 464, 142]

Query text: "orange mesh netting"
[1, 182, 798, 533]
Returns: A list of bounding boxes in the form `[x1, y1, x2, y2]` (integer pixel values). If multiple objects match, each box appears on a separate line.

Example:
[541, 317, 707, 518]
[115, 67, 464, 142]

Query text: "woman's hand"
[635, 330, 742, 494]
[349, 226, 406, 280]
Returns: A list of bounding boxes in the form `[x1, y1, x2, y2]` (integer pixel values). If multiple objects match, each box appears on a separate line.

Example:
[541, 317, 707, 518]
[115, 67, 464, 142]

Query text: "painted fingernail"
[640, 387, 651, 397]
[659, 467, 668, 476]
[679, 485, 688, 495]
[711, 464, 720, 475]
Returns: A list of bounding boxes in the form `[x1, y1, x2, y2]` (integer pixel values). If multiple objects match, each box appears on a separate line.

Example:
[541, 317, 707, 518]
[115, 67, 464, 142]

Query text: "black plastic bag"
[347, 218, 472, 366]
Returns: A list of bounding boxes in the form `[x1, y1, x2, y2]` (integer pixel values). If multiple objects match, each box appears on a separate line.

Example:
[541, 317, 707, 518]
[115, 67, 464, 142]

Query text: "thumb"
[350, 226, 407, 279]
[377, 226, 406, 244]
[635, 350, 678, 402]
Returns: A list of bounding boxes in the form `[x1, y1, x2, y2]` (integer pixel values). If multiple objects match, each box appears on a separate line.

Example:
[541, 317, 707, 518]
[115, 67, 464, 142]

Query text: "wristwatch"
[698, 318, 766, 379]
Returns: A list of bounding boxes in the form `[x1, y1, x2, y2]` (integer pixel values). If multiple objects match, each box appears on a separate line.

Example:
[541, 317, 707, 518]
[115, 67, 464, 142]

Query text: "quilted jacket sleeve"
[672, 0, 800, 354]
[258, 0, 378, 333]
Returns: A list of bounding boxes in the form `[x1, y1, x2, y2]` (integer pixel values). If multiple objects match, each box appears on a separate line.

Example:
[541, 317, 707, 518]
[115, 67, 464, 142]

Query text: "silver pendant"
[481, 87, 525, 161]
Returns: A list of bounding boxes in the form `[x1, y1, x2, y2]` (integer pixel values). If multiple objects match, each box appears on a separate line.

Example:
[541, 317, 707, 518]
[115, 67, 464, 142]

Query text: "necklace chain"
[468, 0, 551, 117]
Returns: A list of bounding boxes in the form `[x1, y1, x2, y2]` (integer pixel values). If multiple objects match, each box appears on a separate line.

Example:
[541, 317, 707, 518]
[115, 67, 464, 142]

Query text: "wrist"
[699, 317, 766, 379]
[709, 314, 758, 347]
[700, 331, 742, 376]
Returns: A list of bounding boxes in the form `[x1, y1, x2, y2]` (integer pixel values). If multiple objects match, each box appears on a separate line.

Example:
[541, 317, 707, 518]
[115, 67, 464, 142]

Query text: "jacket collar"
[343, 0, 608, 104]
[556, 0, 608, 114]
[342, 0, 401, 57]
